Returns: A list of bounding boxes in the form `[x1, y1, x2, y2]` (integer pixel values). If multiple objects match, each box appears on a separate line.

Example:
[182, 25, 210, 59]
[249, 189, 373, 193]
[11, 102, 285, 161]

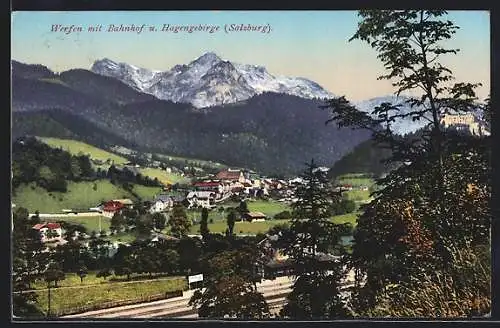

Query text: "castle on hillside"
[440, 113, 490, 137]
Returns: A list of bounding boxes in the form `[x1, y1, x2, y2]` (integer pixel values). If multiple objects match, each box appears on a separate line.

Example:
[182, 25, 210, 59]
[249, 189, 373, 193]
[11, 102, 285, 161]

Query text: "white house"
[32, 222, 63, 243]
[150, 194, 173, 213]
[186, 191, 216, 209]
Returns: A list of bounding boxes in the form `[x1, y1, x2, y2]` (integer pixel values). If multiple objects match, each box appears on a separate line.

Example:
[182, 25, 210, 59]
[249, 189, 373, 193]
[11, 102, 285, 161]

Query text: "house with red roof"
[102, 200, 125, 218]
[32, 222, 62, 243]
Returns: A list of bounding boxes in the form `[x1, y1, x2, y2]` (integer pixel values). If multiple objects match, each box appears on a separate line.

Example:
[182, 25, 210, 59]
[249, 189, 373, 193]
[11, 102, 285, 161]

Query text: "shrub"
[367, 244, 491, 318]
[274, 211, 292, 220]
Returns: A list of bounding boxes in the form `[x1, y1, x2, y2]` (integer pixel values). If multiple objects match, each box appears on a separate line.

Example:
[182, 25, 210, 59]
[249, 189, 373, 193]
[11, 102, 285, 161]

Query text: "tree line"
[12, 137, 162, 195]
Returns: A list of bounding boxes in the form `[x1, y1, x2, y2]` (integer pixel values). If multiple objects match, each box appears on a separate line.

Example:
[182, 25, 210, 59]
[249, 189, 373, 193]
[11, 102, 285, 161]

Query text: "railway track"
[63, 276, 294, 319]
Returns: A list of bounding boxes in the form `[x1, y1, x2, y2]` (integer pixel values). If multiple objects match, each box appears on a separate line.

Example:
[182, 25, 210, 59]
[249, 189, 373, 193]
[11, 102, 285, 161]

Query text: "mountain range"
[14, 52, 481, 176]
[11, 54, 371, 176]
[90, 52, 334, 108]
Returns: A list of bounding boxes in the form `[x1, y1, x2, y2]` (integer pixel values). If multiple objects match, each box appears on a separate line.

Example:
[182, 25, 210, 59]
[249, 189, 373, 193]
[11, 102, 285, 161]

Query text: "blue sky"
[11, 10, 490, 101]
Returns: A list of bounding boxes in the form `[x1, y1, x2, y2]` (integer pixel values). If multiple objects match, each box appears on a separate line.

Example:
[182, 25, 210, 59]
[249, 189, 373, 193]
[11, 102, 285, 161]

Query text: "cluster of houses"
[152, 168, 300, 212]
[88, 167, 355, 220]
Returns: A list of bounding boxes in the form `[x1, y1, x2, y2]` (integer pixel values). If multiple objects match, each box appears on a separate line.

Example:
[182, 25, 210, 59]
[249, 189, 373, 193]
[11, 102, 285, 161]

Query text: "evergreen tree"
[226, 209, 237, 237]
[200, 207, 210, 239]
[280, 160, 349, 319]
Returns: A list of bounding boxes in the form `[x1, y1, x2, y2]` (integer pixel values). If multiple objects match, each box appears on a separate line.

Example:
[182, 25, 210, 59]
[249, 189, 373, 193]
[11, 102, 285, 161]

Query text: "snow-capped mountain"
[91, 52, 334, 108]
[355, 95, 431, 135]
[355, 95, 487, 135]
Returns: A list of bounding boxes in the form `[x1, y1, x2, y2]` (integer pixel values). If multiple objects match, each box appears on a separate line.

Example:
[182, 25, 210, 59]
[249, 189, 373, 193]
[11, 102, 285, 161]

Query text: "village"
[28, 164, 367, 243]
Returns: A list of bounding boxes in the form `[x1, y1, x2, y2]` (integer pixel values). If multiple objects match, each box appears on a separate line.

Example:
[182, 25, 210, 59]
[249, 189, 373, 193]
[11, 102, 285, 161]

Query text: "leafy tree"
[152, 212, 166, 231]
[77, 264, 88, 283]
[200, 207, 210, 239]
[330, 199, 357, 216]
[12, 207, 50, 318]
[226, 209, 237, 237]
[324, 10, 490, 316]
[266, 223, 293, 251]
[177, 237, 203, 274]
[281, 160, 349, 319]
[29, 211, 41, 225]
[136, 213, 154, 235]
[161, 248, 180, 275]
[112, 245, 134, 280]
[189, 250, 270, 319]
[57, 221, 87, 241]
[96, 267, 113, 280]
[45, 262, 65, 288]
[53, 240, 83, 272]
[37, 165, 56, 189]
[168, 204, 191, 238]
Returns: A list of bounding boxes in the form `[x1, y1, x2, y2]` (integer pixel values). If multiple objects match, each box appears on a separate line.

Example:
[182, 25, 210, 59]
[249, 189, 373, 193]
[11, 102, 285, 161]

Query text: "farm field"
[132, 184, 163, 200]
[344, 190, 372, 202]
[37, 137, 128, 165]
[32, 273, 187, 317]
[247, 199, 291, 217]
[188, 211, 360, 235]
[13, 180, 164, 214]
[335, 173, 375, 187]
[12, 180, 134, 213]
[138, 167, 190, 186]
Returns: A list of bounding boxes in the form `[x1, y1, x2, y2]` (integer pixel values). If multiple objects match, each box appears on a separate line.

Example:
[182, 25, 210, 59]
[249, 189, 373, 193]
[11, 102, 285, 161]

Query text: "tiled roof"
[33, 222, 61, 230]
[215, 170, 242, 180]
[194, 182, 221, 187]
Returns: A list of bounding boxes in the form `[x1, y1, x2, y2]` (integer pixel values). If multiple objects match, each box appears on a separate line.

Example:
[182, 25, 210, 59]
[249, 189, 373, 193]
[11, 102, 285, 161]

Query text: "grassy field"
[247, 200, 291, 217]
[155, 153, 227, 170]
[186, 200, 291, 224]
[330, 212, 360, 226]
[33, 273, 187, 316]
[38, 137, 128, 165]
[45, 216, 111, 233]
[189, 219, 291, 235]
[189, 211, 360, 235]
[37, 137, 189, 186]
[344, 190, 372, 202]
[12, 180, 134, 213]
[132, 184, 163, 201]
[138, 167, 190, 186]
[336, 173, 375, 187]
